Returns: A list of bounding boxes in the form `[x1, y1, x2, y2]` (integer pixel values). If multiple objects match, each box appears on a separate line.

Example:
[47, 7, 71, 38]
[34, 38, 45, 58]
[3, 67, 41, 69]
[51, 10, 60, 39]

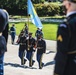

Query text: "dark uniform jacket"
[2, 23, 9, 44]
[18, 36, 27, 51]
[37, 39, 46, 54]
[10, 26, 16, 35]
[54, 13, 76, 75]
[27, 37, 36, 52]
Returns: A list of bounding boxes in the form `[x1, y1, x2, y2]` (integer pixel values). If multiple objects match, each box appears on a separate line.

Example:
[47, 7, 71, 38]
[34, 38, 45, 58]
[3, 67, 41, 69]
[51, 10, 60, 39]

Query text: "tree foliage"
[0, 0, 63, 16]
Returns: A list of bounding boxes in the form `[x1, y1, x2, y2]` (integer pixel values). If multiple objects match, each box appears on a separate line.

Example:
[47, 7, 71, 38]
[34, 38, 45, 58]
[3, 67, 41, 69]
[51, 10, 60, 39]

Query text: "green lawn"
[9, 22, 59, 40]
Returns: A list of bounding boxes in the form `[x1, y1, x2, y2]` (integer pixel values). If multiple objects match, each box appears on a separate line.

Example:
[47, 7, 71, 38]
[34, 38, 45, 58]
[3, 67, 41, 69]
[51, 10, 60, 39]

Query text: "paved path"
[4, 35, 56, 75]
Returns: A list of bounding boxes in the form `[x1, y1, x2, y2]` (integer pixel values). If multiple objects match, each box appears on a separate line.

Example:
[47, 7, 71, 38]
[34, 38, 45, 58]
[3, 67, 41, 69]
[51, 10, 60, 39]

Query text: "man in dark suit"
[54, 0, 76, 75]
[0, 9, 9, 75]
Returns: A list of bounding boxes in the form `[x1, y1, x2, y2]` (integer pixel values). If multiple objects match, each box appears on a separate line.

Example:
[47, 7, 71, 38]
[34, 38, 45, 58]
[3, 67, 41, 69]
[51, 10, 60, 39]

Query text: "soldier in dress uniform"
[35, 28, 42, 40]
[16, 24, 28, 44]
[36, 33, 46, 69]
[26, 32, 36, 67]
[0, 9, 9, 75]
[18, 32, 27, 65]
[54, 0, 76, 75]
[16, 29, 25, 44]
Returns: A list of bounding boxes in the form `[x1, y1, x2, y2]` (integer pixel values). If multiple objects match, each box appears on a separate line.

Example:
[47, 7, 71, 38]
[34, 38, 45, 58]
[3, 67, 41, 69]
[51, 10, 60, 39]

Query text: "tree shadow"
[4, 62, 37, 69]
[44, 60, 55, 67]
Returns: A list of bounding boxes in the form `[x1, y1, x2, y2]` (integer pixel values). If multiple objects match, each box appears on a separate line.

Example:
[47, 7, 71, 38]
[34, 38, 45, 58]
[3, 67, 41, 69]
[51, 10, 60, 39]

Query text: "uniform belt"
[37, 47, 43, 49]
[20, 43, 26, 45]
[11, 31, 15, 32]
[0, 32, 2, 36]
[28, 45, 32, 47]
[68, 50, 76, 54]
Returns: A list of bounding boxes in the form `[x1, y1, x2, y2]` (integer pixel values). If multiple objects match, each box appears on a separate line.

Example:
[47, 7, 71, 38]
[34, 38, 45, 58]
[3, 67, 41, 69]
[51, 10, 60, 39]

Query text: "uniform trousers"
[26, 51, 35, 66]
[10, 33, 15, 44]
[36, 53, 44, 68]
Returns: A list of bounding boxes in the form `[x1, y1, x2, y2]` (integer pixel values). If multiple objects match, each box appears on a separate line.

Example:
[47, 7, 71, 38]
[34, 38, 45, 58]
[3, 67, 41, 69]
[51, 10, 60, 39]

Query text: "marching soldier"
[16, 23, 28, 44]
[54, 0, 76, 75]
[26, 32, 36, 67]
[36, 33, 46, 69]
[18, 32, 27, 65]
[16, 29, 25, 44]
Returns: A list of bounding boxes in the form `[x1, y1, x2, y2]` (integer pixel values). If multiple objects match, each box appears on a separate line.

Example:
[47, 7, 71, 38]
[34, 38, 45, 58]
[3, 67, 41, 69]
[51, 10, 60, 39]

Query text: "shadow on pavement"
[44, 60, 55, 67]
[46, 51, 55, 54]
[4, 62, 37, 69]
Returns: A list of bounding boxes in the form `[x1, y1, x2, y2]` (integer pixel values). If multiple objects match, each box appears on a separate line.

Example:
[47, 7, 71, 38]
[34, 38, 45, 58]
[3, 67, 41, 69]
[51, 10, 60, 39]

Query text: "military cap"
[29, 32, 33, 35]
[38, 33, 43, 37]
[0, 9, 8, 32]
[63, 0, 76, 3]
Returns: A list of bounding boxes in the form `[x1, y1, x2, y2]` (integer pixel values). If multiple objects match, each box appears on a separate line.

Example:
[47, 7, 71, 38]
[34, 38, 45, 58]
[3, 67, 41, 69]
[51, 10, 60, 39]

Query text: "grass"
[9, 22, 59, 40]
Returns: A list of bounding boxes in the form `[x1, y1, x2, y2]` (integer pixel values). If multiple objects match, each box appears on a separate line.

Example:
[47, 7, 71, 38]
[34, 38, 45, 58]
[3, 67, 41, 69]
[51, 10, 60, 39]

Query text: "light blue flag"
[27, 0, 43, 29]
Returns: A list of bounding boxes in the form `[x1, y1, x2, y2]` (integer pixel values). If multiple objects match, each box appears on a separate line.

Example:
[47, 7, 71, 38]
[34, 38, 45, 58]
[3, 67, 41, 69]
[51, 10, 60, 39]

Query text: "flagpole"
[27, 15, 29, 51]
[27, 0, 30, 50]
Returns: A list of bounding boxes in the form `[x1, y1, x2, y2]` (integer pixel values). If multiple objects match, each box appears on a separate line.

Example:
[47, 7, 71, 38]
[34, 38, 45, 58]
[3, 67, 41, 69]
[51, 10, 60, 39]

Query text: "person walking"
[26, 32, 36, 67]
[0, 9, 9, 75]
[18, 32, 27, 65]
[10, 24, 16, 44]
[53, 0, 76, 75]
[36, 33, 46, 69]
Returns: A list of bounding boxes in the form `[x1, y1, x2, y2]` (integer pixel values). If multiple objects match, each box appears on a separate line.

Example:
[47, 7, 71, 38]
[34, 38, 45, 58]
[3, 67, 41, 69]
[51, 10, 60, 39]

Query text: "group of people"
[0, 0, 76, 74]
[16, 24, 46, 69]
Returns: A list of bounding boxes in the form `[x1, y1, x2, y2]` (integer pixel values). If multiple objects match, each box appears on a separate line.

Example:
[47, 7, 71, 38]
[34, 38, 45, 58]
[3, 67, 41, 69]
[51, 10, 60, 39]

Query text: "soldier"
[18, 32, 27, 65]
[26, 32, 36, 67]
[54, 0, 76, 75]
[16, 23, 28, 44]
[0, 9, 9, 75]
[35, 28, 42, 40]
[16, 29, 25, 44]
[36, 33, 46, 69]
[10, 24, 16, 44]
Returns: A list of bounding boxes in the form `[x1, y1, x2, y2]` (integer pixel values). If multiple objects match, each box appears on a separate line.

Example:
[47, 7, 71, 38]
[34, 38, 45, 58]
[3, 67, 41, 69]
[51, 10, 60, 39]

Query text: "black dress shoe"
[24, 59, 27, 64]
[42, 63, 44, 67]
[32, 60, 35, 66]
[39, 67, 42, 69]
[29, 60, 35, 67]
[21, 59, 27, 65]
[39, 63, 44, 69]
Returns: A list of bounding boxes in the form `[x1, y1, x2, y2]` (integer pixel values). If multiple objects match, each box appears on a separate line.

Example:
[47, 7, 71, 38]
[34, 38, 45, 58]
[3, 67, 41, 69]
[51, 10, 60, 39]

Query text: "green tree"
[0, 0, 8, 8]
[31, 0, 45, 3]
